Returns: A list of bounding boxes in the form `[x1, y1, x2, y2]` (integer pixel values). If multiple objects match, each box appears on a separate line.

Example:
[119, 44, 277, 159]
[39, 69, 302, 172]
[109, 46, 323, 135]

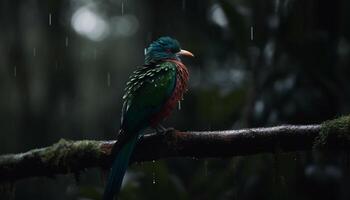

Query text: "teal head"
[145, 36, 194, 65]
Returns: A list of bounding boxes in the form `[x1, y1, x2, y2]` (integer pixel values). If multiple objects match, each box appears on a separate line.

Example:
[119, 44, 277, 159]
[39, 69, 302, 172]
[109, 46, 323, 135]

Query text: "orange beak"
[178, 49, 194, 57]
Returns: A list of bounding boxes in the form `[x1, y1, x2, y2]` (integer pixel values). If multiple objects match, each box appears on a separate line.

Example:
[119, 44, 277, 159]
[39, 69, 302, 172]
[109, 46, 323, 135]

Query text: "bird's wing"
[115, 61, 177, 150]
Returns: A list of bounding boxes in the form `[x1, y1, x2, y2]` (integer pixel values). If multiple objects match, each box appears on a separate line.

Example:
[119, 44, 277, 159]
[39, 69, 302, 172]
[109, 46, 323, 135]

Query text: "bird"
[103, 36, 194, 200]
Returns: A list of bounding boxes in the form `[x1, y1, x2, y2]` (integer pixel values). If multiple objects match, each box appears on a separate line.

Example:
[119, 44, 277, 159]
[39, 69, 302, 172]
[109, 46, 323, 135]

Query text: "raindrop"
[152, 160, 156, 184]
[178, 101, 181, 110]
[107, 72, 111, 87]
[182, 0, 186, 11]
[250, 26, 254, 41]
[152, 172, 156, 184]
[49, 13, 52, 26]
[33, 48, 36, 56]
[65, 37, 69, 47]
[121, 2, 124, 16]
[144, 48, 147, 55]
[14, 66, 16, 77]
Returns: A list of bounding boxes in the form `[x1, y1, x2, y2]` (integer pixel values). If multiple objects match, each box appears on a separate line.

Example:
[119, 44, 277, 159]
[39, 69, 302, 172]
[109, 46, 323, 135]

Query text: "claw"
[155, 124, 174, 134]
[156, 124, 167, 132]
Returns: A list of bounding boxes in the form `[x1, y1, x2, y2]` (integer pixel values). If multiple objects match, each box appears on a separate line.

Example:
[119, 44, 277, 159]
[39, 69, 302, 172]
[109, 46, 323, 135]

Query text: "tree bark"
[1, 115, 350, 183]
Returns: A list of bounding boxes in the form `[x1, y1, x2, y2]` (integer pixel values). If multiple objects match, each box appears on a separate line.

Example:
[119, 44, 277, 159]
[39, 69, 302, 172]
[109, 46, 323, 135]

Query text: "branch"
[1, 116, 350, 183]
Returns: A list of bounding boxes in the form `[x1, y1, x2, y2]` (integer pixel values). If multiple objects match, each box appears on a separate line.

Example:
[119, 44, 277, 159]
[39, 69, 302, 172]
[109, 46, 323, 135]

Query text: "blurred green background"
[1, 0, 350, 199]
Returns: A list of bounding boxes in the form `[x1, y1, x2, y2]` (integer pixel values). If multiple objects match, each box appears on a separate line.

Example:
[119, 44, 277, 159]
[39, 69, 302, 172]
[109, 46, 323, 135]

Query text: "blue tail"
[103, 135, 138, 200]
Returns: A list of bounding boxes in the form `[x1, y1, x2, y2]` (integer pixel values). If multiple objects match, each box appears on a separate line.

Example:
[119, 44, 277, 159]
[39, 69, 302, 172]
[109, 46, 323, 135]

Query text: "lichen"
[314, 115, 350, 148]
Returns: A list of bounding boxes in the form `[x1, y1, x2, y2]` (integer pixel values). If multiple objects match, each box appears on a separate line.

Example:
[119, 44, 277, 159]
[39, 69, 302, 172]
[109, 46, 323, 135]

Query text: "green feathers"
[121, 61, 177, 131]
[122, 62, 176, 101]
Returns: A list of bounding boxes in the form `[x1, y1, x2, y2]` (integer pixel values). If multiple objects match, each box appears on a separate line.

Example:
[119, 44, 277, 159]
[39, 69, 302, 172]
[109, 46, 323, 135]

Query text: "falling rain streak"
[107, 72, 111, 87]
[49, 13, 52, 26]
[121, 2, 124, 16]
[178, 100, 181, 110]
[152, 172, 156, 184]
[152, 160, 156, 184]
[250, 26, 254, 41]
[65, 37, 69, 47]
[33, 48, 36, 56]
[94, 49, 97, 60]
[182, 0, 186, 11]
[14, 66, 16, 77]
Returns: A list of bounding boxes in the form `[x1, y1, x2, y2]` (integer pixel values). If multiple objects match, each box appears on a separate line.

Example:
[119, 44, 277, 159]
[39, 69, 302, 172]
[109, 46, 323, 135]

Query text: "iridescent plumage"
[103, 36, 193, 200]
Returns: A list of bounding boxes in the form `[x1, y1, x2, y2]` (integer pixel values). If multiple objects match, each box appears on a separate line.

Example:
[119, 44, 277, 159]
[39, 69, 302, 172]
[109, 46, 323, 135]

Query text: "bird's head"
[144, 36, 194, 65]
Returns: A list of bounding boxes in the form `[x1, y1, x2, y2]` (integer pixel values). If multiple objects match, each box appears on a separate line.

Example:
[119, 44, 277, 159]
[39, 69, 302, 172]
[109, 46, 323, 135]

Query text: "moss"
[40, 139, 102, 172]
[314, 115, 350, 148]
[72, 140, 102, 158]
[41, 139, 72, 167]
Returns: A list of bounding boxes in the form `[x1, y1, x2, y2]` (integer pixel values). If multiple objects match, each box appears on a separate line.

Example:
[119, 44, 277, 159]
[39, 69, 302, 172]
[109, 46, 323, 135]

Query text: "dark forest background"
[1, 0, 350, 199]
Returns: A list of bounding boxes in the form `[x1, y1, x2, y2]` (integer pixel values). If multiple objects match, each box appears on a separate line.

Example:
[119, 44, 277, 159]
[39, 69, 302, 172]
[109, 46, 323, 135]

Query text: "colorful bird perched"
[103, 36, 194, 200]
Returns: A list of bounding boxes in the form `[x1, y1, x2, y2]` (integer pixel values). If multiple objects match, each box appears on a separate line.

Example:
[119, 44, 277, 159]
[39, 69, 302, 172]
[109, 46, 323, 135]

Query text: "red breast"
[150, 60, 189, 127]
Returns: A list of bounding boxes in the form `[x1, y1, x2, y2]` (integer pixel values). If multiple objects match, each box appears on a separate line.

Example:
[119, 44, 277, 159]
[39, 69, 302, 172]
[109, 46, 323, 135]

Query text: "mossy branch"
[314, 115, 350, 148]
[1, 115, 350, 183]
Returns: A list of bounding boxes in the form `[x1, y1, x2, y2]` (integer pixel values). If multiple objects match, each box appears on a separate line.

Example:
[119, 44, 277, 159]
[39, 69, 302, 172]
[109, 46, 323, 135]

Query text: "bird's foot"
[155, 124, 174, 135]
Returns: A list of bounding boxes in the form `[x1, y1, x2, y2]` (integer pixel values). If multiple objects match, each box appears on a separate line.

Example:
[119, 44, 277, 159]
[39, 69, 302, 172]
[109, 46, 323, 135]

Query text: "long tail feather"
[103, 135, 138, 200]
